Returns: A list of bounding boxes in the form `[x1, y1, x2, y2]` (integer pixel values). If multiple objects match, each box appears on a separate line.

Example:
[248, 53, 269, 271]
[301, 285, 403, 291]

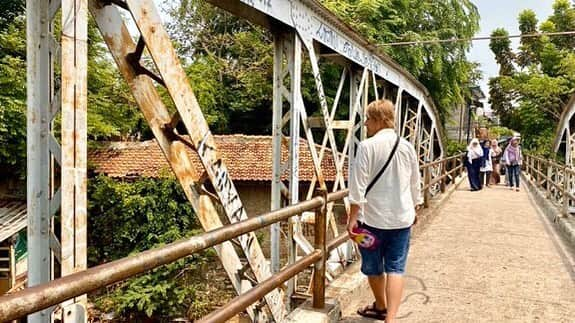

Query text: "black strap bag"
[365, 135, 401, 195]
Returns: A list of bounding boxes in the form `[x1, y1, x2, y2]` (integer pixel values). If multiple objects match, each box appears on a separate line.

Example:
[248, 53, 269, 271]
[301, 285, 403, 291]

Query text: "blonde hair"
[366, 99, 395, 129]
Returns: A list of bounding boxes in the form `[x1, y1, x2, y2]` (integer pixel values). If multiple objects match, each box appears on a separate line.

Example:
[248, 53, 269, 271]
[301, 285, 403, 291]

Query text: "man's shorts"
[357, 222, 411, 275]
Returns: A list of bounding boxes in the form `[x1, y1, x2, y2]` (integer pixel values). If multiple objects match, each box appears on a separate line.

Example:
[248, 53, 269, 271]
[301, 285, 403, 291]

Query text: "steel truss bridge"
[2, 0, 541, 322]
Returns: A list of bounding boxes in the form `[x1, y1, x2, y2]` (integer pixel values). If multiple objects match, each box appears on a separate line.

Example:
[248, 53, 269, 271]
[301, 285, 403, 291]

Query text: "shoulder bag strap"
[365, 135, 401, 196]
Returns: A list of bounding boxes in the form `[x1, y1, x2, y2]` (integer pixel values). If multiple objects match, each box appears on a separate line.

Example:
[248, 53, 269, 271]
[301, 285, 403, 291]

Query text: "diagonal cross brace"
[114, 0, 286, 320]
[89, 1, 269, 320]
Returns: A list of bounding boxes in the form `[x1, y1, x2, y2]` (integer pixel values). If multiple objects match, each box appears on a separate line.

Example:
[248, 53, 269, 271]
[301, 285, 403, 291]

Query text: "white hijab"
[467, 138, 483, 163]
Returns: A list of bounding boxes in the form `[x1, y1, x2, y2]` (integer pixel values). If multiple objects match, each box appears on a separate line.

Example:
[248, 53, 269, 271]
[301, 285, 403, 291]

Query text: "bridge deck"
[340, 180, 575, 322]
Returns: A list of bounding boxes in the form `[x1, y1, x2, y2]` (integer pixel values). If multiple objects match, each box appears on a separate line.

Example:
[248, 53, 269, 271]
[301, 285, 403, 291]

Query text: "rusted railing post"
[546, 160, 552, 198]
[563, 166, 570, 216]
[440, 160, 447, 193]
[535, 158, 540, 187]
[423, 166, 431, 208]
[313, 189, 328, 308]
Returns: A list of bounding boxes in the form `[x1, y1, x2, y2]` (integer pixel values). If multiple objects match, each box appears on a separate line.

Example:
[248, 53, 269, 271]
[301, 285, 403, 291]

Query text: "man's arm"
[347, 143, 369, 237]
[347, 204, 360, 237]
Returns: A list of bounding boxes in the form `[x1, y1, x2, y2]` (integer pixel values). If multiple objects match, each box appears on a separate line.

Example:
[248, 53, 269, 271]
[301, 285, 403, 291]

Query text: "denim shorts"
[357, 222, 411, 275]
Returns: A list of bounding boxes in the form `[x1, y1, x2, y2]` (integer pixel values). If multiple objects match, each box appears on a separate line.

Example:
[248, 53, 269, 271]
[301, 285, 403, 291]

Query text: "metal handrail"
[524, 154, 574, 216]
[0, 191, 346, 322]
[0, 153, 465, 322]
[421, 153, 465, 202]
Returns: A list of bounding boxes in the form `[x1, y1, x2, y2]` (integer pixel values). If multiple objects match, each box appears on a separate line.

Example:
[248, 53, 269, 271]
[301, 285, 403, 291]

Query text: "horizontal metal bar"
[200, 232, 350, 323]
[327, 233, 349, 252]
[0, 190, 347, 321]
[198, 250, 323, 323]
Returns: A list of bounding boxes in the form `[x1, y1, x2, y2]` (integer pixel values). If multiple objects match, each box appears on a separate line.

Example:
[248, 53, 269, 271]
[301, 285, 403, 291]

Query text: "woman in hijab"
[503, 137, 523, 191]
[480, 140, 493, 187]
[466, 138, 483, 191]
[490, 139, 503, 184]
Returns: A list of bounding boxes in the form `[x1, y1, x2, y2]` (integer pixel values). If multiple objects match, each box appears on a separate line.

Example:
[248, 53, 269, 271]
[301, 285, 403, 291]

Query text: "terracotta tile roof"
[88, 135, 348, 182]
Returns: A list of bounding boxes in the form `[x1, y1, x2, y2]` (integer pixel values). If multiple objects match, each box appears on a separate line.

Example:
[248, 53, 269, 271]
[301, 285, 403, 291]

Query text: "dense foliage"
[0, 7, 148, 176]
[321, 0, 481, 124]
[489, 0, 575, 154]
[88, 175, 215, 319]
[0, 2, 26, 177]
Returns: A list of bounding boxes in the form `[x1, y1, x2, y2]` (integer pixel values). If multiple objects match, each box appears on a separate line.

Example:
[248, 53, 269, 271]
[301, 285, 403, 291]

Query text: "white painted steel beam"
[270, 35, 283, 274]
[207, 0, 445, 157]
[26, 0, 53, 322]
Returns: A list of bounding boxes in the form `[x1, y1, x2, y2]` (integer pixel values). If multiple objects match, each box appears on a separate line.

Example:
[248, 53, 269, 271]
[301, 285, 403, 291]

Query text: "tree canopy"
[489, 0, 575, 153]
[321, 0, 481, 123]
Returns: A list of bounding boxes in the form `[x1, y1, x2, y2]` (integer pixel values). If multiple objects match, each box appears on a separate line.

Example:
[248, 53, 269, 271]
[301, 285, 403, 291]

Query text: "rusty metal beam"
[198, 250, 323, 323]
[60, 0, 88, 311]
[0, 190, 347, 322]
[88, 0, 260, 319]
[123, 0, 286, 319]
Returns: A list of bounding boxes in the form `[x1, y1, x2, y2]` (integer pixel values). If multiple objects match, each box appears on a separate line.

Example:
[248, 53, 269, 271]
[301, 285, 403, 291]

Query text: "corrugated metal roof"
[0, 200, 26, 243]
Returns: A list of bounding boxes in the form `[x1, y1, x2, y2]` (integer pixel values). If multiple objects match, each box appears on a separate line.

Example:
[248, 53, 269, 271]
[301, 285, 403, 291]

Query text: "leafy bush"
[488, 126, 515, 139]
[88, 175, 216, 319]
[446, 140, 467, 155]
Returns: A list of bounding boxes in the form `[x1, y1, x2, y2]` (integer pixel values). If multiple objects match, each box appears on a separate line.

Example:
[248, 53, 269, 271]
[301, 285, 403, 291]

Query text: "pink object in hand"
[352, 227, 379, 250]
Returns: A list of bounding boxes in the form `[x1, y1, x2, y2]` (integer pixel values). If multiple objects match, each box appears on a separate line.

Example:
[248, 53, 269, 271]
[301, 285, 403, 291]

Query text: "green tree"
[166, 0, 274, 134]
[0, 15, 26, 176]
[489, 28, 515, 76]
[517, 10, 542, 68]
[321, 0, 481, 124]
[0, 9, 149, 175]
[488, 0, 575, 150]
[88, 175, 215, 319]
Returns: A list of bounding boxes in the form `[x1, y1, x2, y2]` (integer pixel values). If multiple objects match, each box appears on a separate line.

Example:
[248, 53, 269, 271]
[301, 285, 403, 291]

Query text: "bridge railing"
[0, 153, 465, 322]
[422, 153, 466, 207]
[524, 154, 574, 216]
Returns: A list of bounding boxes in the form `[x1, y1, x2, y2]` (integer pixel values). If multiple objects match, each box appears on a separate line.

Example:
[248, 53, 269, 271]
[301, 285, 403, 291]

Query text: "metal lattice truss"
[554, 94, 575, 166]
[27, 0, 88, 321]
[27, 0, 446, 322]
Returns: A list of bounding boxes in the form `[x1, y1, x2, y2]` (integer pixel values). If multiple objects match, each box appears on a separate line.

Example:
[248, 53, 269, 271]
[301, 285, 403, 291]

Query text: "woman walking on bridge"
[503, 137, 523, 191]
[480, 140, 493, 188]
[490, 139, 502, 184]
[465, 138, 483, 191]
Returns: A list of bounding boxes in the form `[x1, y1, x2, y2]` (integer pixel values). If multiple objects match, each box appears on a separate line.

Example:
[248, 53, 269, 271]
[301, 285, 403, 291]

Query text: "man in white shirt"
[348, 99, 422, 322]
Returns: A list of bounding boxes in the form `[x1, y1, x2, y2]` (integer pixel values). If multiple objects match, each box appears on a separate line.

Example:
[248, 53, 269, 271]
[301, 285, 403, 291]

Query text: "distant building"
[88, 134, 347, 217]
[445, 86, 486, 143]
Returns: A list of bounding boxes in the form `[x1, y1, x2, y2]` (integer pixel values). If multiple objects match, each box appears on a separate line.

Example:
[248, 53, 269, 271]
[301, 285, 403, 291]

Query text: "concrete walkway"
[340, 180, 575, 322]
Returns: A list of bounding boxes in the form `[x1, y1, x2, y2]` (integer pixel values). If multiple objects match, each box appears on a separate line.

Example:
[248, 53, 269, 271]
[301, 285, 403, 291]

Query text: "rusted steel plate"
[61, 0, 88, 308]
[123, 0, 285, 320]
[88, 1, 261, 320]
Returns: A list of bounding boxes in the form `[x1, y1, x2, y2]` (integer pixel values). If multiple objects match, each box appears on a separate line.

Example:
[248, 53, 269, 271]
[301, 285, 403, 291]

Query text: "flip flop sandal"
[357, 302, 387, 320]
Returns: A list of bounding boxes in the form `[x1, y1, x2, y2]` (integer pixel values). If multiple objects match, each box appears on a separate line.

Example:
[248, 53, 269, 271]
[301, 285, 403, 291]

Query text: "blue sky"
[469, 1, 555, 109]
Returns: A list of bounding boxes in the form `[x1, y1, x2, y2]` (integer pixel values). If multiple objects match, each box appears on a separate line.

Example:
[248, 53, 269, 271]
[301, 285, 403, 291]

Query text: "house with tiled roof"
[88, 134, 348, 217]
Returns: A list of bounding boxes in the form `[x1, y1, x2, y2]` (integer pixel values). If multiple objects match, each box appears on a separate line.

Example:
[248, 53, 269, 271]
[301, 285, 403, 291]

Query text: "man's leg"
[385, 274, 404, 323]
[368, 274, 387, 311]
[383, 227, 411, 323]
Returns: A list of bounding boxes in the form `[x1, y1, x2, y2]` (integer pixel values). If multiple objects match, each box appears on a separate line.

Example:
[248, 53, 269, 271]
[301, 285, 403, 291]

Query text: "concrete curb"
[286, 174, 467, 322]
[521, 174, 575, 249]
[283, 298, 341, 323]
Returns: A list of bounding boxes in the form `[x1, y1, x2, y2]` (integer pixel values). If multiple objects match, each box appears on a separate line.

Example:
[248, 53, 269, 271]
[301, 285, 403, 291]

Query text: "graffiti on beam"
[243, 0, 272, 14]
[313, 20, 383, 75]
[197, 132, 247, 224]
